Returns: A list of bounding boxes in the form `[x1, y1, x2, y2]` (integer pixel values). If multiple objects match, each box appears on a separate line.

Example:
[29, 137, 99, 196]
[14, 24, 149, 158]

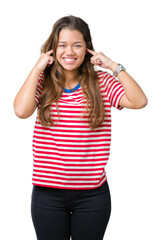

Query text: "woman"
[14, 15, 148, 240]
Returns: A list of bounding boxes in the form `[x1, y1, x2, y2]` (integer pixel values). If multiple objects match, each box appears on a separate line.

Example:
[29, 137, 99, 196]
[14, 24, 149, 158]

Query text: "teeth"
[64, 58, 76, 61]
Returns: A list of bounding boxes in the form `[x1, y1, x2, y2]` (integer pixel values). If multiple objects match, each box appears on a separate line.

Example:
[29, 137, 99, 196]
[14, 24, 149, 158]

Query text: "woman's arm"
[13, 67, 42, 118]
[13, 50, 54, 119]
[87, 49, 148, 109]
[109, 62, 148, 109]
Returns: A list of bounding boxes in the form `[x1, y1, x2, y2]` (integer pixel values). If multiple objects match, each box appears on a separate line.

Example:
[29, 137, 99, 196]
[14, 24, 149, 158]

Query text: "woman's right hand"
[34, 50, 54, 72]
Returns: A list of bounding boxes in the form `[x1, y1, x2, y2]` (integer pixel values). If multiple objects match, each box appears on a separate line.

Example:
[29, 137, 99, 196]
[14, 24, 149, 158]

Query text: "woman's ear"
[86, 41, 92, 54]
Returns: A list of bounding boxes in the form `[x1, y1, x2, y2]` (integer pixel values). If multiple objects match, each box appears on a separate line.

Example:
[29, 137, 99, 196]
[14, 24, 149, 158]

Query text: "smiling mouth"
[63, 58, 77, 64]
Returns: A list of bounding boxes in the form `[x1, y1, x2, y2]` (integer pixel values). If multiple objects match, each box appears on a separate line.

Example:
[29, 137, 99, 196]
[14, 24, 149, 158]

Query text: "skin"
[56, 28, 87, 88]
[34, 28, 148, 109]
[14, 28, 147, 119]
[87, 48, 148, 109]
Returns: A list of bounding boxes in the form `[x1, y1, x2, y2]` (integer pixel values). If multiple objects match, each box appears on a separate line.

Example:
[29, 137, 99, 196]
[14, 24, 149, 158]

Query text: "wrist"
[32, 65, 43, 74]
[108, 62, 119, 72]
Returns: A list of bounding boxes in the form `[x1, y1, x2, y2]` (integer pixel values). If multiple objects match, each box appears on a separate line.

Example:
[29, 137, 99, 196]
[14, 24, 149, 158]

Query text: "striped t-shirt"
[32, 70, 125, 189]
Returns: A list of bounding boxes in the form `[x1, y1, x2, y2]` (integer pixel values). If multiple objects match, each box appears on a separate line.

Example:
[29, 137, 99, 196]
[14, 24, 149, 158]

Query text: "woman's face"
[56, 28, 87, 73]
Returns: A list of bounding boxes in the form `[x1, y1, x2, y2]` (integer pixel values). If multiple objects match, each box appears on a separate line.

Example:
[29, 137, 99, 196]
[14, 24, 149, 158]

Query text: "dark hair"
[37, 15, 105, 130]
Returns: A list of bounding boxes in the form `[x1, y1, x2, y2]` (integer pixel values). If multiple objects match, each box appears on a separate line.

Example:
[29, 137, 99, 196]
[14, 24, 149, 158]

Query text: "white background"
[0, 0, 161, 239]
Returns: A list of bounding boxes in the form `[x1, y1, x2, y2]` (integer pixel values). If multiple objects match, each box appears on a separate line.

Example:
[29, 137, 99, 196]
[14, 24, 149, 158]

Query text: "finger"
[86, 48, 97, 56]
[90, 55, 101, 62]
[47, 58, 54, 67]
[48, 56, 54, 63]
[91, 61, 102, 67]
[90, 58, 102, 65]
[46, 49, 54, 56]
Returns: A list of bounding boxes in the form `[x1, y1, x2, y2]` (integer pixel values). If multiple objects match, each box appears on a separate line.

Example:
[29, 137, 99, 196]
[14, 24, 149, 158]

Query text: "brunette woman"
[14, 15, 148, 240]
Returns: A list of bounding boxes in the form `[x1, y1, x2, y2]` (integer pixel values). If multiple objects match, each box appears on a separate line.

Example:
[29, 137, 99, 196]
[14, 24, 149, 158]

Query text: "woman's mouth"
[63, 57, 77, 64]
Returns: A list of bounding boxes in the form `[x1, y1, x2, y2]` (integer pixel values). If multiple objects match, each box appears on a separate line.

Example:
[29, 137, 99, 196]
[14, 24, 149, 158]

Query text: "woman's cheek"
[77, 49, 86, 61]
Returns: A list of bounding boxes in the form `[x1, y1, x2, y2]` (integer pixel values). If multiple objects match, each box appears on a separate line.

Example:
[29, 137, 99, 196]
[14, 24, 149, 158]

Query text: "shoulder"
[39, 71, 44, 81]
[95, 70, 111, 81]
[37, 72, 44, 87]
[95, 70, 114, 88]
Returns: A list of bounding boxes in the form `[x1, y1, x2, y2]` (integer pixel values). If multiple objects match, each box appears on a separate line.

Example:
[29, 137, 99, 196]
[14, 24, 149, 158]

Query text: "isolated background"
[0, 0, 161, 239]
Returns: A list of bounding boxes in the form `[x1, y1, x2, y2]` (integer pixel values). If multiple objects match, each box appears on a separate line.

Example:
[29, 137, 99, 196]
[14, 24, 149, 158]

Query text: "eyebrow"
[58, 41, 83, 44]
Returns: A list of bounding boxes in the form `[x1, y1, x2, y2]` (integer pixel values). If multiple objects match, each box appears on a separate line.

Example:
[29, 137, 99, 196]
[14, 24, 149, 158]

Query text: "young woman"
[14, 15, 148, 240]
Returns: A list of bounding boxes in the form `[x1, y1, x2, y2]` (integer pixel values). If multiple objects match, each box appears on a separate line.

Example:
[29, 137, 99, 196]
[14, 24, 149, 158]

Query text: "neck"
[63, 70, 80, 88]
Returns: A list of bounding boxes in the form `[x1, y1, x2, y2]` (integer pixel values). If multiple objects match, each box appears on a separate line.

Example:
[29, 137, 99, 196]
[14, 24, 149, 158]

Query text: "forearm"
[109, 62, 148, 108]
[13, 67, 41, 118]
[87, 49, 148, 108]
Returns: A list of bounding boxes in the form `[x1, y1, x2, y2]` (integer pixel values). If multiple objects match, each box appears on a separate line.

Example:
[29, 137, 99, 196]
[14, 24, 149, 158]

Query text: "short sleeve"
[35, 72, 44, 105]
[99, 71, 125, 110]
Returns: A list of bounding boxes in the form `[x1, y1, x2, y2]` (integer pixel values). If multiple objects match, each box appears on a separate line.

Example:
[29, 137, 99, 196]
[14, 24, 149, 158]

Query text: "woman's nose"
[66, 46, 75, 55]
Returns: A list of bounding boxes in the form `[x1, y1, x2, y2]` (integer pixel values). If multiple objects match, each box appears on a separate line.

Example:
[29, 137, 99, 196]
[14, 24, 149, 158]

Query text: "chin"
[59, 62, 82, 72]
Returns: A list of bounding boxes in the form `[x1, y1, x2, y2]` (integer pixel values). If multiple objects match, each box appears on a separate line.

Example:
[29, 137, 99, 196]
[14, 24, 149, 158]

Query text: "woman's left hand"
[87, 48, 118, 71]
[87, 49, 148, 109]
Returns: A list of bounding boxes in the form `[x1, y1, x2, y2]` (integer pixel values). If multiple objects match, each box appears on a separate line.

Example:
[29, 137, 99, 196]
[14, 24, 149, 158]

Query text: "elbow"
[14, 107, 28, 119]
[13, 103, 29, 119]
[136, 97, 148, 109]
[13, 98, 36, 118]
[14, 107, 36, 119]
[143, 97, 148, 108]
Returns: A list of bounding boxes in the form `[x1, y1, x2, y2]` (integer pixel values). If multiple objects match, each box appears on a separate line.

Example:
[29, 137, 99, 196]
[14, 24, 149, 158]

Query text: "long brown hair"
[37, 15, 105, 130]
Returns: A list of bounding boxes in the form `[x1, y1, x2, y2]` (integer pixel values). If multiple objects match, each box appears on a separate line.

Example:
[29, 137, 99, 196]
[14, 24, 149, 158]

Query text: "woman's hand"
[34, 50, 54, 72]
[86, 49, 148, 109]
[87, 48, 118, 71]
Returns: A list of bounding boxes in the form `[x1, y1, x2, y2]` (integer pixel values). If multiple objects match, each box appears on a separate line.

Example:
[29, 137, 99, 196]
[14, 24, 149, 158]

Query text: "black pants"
[31, 181, 111, 240]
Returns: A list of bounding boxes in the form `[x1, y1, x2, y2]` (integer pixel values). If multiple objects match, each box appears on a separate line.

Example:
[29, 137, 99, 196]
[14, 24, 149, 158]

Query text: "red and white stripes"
[32, 71, 125, 189]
